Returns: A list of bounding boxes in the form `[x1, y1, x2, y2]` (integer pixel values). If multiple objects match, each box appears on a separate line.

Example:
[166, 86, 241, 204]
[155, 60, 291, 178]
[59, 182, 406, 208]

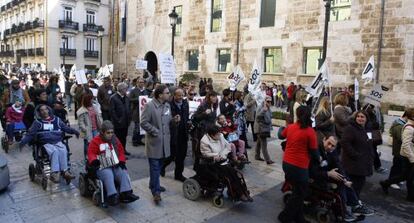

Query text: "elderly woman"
[87, 120, 139, 206]
[254, 96, 274, 164]
[200, 125, 253, 202]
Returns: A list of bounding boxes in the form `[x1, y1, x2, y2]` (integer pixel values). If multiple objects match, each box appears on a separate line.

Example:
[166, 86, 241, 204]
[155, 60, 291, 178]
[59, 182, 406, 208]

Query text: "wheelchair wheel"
[29, 164, 35, 182]
[283, 191, 292, 205]
[1, 137, 8, 153]
[316, 209, 331, 223]
[79, 173, 91, 197]
[212, 195, 224, 208]
[92, 191, 102, 207]
[183, 178, 201, 201]
[41, 176, 48, 190]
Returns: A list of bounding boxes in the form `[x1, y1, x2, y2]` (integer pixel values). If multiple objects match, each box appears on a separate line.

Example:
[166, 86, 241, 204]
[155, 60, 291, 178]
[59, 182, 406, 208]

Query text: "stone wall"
[112, 0, 414, 106]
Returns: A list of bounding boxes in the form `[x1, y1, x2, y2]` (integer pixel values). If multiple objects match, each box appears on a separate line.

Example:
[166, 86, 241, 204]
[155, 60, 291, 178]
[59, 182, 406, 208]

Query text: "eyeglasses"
[266, 100, 272, 103]
[189, 93, 196, 96]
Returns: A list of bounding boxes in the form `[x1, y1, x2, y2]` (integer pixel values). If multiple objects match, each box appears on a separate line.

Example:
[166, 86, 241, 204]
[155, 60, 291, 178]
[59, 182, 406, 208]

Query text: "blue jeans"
[66, 94, 73, 110]
[97, 166, 132, 197]
[44, 142, 68, 172]
[148, 158, 163, 195]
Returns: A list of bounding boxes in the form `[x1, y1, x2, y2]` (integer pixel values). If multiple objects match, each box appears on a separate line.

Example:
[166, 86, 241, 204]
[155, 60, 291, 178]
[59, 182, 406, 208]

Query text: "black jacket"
[169, 99, 190, 146]
[340, 120, 374, 176]
[110, 93, 131, 129]
[315, 111, 335, 136]
[193, 102, 218, 139]
[219, 99, 236, 119]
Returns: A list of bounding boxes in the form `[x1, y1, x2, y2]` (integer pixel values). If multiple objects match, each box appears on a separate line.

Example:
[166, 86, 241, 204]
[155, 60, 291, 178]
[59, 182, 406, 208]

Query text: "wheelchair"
[281, 180, 348, 223]
[1, 121, 26, 153]
[183, 138, 251, 208]
[28, 134, 72, 190]
[78, 160, 134, 208]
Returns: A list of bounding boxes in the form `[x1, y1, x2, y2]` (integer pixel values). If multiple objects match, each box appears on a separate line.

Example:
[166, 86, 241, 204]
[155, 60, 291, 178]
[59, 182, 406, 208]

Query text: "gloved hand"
[119, 161, 127, 170]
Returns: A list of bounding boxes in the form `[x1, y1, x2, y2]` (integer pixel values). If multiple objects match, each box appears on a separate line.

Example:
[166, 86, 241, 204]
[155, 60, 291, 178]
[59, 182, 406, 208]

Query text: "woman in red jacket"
[278, 105, 319, 223]
[87, 120, 139, 206]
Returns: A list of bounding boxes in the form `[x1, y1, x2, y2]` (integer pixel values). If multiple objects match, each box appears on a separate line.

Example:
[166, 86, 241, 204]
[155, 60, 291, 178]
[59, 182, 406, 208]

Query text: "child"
[5, 99, 26, 144]
[216, 114, 247, 163]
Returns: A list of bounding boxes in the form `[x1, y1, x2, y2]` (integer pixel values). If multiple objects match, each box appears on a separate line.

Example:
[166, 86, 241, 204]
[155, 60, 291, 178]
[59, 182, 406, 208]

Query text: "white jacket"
[400, 121, 414, 163]
[200, 133, 231, 160]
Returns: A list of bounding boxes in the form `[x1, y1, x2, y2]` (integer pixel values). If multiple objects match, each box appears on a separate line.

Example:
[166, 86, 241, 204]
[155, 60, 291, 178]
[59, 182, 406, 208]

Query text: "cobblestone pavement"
[0, 113, 413, 223]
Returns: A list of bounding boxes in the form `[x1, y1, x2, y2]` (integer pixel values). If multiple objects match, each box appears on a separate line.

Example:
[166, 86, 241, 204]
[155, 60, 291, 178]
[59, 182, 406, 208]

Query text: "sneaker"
[375, 167, 388, 174]
[390, 184, 401, 190]
[344, 211, 357, 222]
[50, 172, 60, 183]
[379, 181, 389, 194]
[352, 205, 374, 216]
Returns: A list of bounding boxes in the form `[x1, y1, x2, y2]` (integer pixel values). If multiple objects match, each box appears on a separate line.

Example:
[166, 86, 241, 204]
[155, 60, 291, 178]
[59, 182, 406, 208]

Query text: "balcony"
[17, 23, 25, 32]
[4, 29, 10, 37]
[60, 48, 76, 57]
[12, 0, 19, 6]
[11, 26, 17, 34]
[59, 20, 79, 31]
[27, 48, 35, 56]
[85, 0, 101, 6]
[16, 49, 27, 57]
[1, 6, 5, 12]
[5, 51, 14, 57]
[24, 21, 32, 30]
[83, 24, 104, 33]
[36, 48, 44, 56]
[6, 3, 12, 10]
[84, 50, 99, 58]
[32, 19, 44, 29]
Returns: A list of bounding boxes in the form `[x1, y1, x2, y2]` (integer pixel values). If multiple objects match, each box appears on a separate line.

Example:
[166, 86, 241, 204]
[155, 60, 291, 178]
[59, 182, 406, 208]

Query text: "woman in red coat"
[87, 120, 139, 206]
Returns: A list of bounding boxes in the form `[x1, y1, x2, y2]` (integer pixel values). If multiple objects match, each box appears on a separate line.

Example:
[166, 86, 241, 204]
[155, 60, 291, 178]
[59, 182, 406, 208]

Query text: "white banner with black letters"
[362, 55, 375, 85]
[228, 65, 245, 91]
[363, 84, 389, 107]
[305, 61, 329, 97]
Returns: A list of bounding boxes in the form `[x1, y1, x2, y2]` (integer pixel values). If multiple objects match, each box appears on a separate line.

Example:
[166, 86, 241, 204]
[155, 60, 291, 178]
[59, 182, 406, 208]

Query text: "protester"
[220, 89, 236, 120]
[333, 93, 352, 149]
[292, 89, 307, 123]
[234, 91, 249, 148]
[140, 84, 180, 204]
[129, 77, 151, 146]
[2, 79, 30, 106]
[5, 99, 25, 144]
[254, 96, 274, 164]
[87, 120, 139, 206]
[110, 82, 131, 156]
[279, 105, 318, 223]
[97, 77, 115, 121]
[161, 88, 189, 182]
[244, 91, 257, 142]
[64, 76, 75, 111]
[315, 96, 335, 137]
[216, 114, 247, 163]
[23, 88, 52, 128]
[286, 82, 296, 112]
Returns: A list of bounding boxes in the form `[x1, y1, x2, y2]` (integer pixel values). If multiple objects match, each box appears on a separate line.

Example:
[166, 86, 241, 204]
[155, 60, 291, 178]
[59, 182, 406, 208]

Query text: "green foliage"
[389, 104, 405, 111]
[272, 111, 288, 120]
[180, 72, 199, 83]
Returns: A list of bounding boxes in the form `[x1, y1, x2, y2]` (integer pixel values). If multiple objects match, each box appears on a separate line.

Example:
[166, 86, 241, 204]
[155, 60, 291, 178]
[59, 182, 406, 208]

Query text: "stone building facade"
[113, 0, 414, 106]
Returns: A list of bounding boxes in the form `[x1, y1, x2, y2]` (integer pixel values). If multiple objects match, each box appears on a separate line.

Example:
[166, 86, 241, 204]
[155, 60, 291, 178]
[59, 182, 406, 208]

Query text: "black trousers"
[114, 127, 128, 152]
[163, 137, 188, 178]
[373, 145, 382, 169]
[388, 155, 404, 180]
[348, 174, 366, 199]
[102, 110, 111, 121]
[384, 157, 414, 199]
[279, 180, 308, 223]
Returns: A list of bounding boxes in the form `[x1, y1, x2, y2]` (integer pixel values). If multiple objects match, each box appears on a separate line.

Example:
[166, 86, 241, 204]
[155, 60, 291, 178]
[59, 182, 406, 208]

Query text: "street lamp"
[319, 0, 332, 68]
[62, 35, 68, 74]
[98, 30, 104, 67]
[168, 8, 178, 57]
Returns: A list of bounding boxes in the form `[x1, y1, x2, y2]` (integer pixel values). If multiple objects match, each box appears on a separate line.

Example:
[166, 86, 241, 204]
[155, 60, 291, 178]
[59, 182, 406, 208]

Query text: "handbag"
[227, 132, 239, 142]
[372, 130, 383, 146]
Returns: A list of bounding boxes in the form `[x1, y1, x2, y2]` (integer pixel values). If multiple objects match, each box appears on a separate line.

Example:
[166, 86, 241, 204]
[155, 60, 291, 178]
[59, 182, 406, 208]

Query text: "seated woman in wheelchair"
[200, 125, 253, 202]
[216, 114, 247, 164]
[19, 104, 79, 183]
[87, 120, 139, 206]
[5, 99, 26, 144]
[309, 133, 373, 219]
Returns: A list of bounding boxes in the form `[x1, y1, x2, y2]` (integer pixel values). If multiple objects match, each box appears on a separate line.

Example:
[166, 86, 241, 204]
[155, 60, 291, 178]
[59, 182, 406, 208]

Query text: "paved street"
[0, 113, 413, 223]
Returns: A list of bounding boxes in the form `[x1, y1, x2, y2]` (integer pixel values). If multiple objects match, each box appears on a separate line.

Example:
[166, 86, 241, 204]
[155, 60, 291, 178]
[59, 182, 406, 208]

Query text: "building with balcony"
[0, 0, 110, 73]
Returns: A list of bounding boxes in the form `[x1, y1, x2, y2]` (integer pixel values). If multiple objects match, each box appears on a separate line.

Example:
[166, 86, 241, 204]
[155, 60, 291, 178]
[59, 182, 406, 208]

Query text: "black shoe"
[125, 151, 131, 156]
[246, 145, 252, 149]
[160, 186, 166, 192]
[153, 194, 161, 204]
[255, 157, 265, 161]
[379, 181, 389, 195]
[137, 141, 145, 146]
[175, 175, 187, 182]
[132, 142, 139, 147]
[120, 191, 140, 203]
[107, 194, 120, 206]
[160, 168, 165, 177]
[266, 160, 275, 165]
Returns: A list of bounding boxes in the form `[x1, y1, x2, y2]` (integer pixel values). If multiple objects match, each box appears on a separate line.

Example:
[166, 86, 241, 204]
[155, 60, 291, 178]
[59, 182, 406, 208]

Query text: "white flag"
[58, 68, 66, 93]
[228, 65, 245, 91]
[354, 78, 359, 101]
[362, 55, 375, 85]
[69, 64, 77, 79]
[248, 60, 262, 92]
[305, 61, 329, 97]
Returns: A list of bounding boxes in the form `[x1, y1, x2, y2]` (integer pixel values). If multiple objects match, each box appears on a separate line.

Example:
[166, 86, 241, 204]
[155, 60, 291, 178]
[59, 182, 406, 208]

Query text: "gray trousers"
[44, 142, 68, 172]
[97, 166, 132, 197]
[255, 135, 271, 161]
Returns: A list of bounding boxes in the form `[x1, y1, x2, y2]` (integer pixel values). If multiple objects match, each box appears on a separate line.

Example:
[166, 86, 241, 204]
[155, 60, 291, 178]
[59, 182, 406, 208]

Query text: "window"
[188, 50, 199, 71]
[63, 7, 73, 21]
[85, 38, 96, 51]
[303, 48, 322, 74]
[211, 0, 222, 32]
[174, 6, 182, 36]
[217, 49, 231, 72]
[61, 36, 74, 49]
[264, 48, 282, 73]
[86, 11, 95, 24]
[260, 0, 276, 27]
[330, 0, 351, 21]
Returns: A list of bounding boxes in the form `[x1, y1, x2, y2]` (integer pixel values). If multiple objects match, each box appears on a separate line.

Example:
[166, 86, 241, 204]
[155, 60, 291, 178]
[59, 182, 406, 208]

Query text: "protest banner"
[69, 64, 77, 79]
[364, 84, 389, 107]
[159, 53, 176, 84]
[362, 55, 375, 85]
[228, 65, 245, 91]
[139, 96, 153, 134]
[136, 59, 148, 70]
[75, 70, 88, 85]
[305, 61, 329, 97]
[248, 61, 262, 93]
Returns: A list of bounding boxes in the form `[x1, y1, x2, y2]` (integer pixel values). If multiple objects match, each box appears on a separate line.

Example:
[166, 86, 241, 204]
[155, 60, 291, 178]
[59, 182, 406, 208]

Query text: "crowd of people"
[0, 70, 413, 222]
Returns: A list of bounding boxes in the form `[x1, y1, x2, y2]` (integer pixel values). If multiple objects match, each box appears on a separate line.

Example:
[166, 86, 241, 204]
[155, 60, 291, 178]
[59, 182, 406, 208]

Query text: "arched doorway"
[144, 51, 158, 82]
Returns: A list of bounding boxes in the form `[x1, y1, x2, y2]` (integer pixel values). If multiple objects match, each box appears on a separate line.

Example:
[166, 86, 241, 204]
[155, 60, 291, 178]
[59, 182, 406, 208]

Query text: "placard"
[363, 84, 389, 107]
[139, 96, 153, 134]
[136, 59, 148, 70]
[75, 70, 88, 85]
[159, 53, 176, 84]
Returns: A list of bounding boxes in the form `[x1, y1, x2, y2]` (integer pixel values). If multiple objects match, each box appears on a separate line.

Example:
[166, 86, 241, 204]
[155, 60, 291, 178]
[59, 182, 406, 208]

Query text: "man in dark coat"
[219, 88, 236, 119]
[129, 78, 151, 146]
[98, 77, 115, 121]
[161, 88, 189, 182]
[110, 82, 131, 155]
